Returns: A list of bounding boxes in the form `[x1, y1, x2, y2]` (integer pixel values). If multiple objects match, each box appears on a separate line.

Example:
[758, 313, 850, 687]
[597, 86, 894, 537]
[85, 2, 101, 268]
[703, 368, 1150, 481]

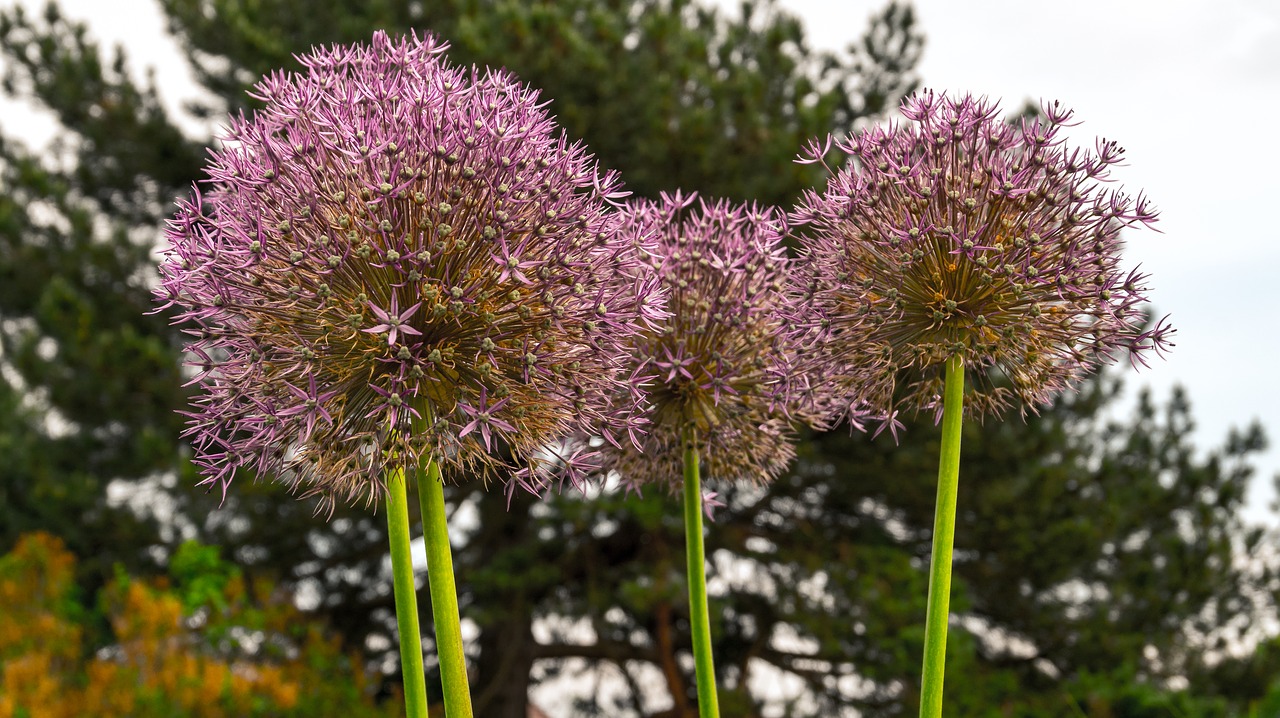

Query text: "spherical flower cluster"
[154, 31, 662, 506]
[793, 91, 1173, 419]
[593, 192, 829, 490]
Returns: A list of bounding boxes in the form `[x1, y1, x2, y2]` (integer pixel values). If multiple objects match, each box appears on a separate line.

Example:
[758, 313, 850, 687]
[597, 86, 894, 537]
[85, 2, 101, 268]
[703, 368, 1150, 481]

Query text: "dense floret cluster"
[155, 32, 662, 506]
[793, 91, 1172, 419]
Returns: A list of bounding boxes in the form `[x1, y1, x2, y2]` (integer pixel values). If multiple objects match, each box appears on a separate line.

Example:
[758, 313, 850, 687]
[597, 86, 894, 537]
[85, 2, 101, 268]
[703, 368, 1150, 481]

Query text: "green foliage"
[168, 539, 240, 613]
[0, 532, 399, 718]
[1251, 675, 1280, 718]
[1063, 670, 1231, 718]
[0, 2, 194, 596]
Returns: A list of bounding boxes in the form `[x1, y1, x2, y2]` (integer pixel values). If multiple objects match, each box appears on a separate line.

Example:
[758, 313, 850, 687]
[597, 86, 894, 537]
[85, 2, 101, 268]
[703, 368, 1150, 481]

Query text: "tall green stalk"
[385, 466, 429, 718]
[683, 429, 720, 718]
[417, 459, 474, 717]
[920, 354, 965, 718]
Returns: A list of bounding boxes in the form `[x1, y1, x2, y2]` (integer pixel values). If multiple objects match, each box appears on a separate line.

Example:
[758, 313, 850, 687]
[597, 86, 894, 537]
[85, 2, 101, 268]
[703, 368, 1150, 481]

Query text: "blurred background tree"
[0, 0, 1276, 716]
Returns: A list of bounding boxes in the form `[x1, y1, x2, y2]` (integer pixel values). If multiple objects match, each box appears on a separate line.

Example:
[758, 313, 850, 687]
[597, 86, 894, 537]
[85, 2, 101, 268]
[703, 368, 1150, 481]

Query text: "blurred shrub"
[0, 532, 402, 717]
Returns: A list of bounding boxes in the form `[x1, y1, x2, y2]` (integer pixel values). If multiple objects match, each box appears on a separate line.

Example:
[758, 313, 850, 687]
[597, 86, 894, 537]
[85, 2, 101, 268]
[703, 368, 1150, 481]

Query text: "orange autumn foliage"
[0, 532, 401, 718]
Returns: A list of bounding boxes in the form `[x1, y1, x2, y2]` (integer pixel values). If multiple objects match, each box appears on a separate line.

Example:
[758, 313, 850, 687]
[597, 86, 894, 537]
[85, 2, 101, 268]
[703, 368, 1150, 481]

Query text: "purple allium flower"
[154, 32, 662, 507]
[793, 91, 1174, 420]
[592, 191, 835, 491]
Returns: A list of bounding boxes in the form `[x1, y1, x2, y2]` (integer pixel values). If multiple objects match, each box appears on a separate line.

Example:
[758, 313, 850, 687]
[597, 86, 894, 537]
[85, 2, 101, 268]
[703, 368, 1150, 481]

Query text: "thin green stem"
[418, 459, 473, 718]
[385, 466, 429, 718]
[683, 428, 720, 718]
[920, 354, 965, 718]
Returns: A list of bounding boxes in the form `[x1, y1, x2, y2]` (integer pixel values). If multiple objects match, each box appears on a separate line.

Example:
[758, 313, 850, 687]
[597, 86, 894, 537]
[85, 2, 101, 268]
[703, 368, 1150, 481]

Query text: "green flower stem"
[683, 429, 720, 718]
[920, 354, 966, 718]
[385, 466, 429, 718]
[418, 459, 473, 718]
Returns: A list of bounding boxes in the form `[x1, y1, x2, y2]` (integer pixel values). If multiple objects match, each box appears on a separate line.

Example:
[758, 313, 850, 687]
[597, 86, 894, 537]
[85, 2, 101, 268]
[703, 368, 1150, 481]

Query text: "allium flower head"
[595, 192, 827, 490]
[154, 32, 662, 506]
[793, 91, 1173, 419]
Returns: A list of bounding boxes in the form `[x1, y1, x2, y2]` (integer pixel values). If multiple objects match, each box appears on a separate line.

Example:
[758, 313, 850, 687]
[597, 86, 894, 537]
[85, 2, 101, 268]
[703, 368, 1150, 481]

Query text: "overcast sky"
[4, 0, 1278, 524]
